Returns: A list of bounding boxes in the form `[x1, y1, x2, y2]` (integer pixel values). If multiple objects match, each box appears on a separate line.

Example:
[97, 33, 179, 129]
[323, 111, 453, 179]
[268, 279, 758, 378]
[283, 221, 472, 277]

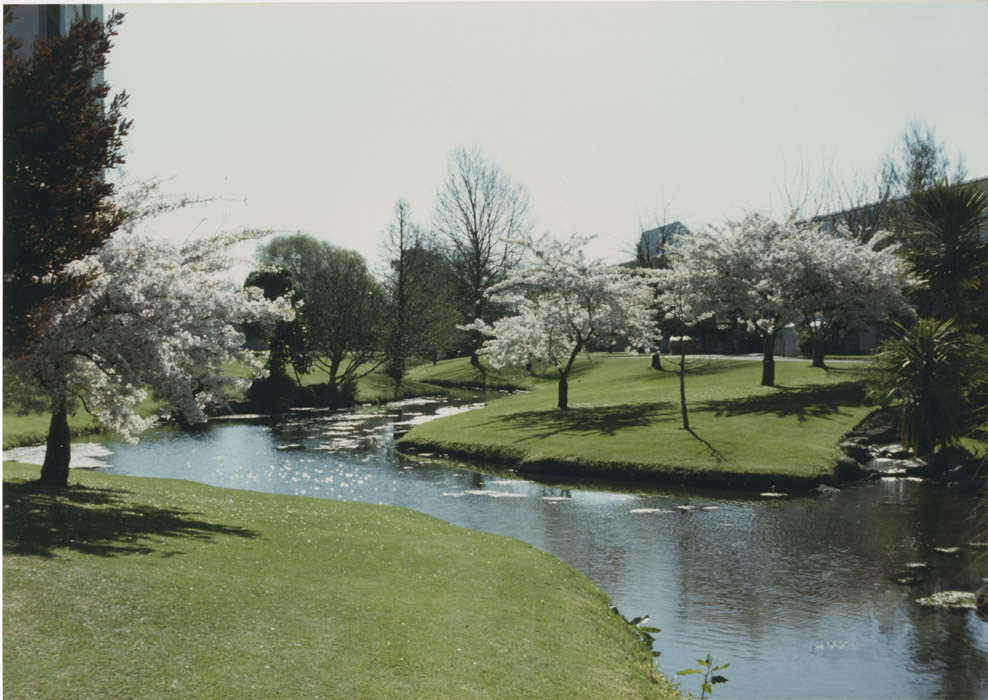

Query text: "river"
[6, 393, 987, 699]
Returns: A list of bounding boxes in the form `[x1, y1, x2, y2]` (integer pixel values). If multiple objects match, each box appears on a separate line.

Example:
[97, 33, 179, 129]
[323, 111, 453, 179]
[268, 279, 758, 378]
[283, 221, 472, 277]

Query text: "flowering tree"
[673, 213, 911, 384]
[4, 230, 293, 487]
[468, 234, 659, 409]
[671, 214, 814, 386]
[792, 226, 911, 368]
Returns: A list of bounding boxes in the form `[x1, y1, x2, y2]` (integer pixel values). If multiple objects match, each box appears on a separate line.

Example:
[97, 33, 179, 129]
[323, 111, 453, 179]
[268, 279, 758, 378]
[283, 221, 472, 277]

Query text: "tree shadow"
[685, 428, 728, 464]
[697, 382, 867, 422]
[492, 401, 677, 439]
[3, 479, 260, 559]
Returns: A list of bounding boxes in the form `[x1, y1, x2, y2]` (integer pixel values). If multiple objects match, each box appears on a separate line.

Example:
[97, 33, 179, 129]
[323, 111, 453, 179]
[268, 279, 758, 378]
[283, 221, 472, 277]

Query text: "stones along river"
[7, 393, 987, 699]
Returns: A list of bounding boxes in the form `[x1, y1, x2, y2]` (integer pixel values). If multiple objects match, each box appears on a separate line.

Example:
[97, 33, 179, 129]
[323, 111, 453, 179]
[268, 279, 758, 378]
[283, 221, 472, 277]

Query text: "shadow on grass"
[3, 479, 259, 559]
[686, 428, 728, 464]
[698, 382, 866, 422]
[492, 401, 678, 439]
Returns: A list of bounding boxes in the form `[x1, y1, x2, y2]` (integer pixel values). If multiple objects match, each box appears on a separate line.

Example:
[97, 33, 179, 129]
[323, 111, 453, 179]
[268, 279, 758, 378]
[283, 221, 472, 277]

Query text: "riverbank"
[2, 462, 678, 699]
[2, 370, 446, 450]
[402, 355, 873, 492]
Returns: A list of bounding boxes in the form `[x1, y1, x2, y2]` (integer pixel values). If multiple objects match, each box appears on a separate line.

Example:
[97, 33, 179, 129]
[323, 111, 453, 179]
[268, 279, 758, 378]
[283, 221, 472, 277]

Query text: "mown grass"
[2, 462, 677, 700]
[401, 355, 874, 491]
[407, 359, 540, 391]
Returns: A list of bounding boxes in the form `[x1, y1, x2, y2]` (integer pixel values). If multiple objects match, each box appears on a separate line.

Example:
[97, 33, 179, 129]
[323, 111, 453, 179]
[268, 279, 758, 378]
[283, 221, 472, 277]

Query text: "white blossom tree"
[4, 230, 293, 487]
[672, 213, 811, 386]
[673, 213, 911, 385]
[468, 234, 659, 409]
[791, 226, 912, 368]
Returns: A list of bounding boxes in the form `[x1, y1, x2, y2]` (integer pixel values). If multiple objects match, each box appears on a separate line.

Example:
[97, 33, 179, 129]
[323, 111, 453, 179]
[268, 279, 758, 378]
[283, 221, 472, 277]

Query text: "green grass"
[400, 355, 874, 491]
[408, 358, 540, 391]
[2, 463, 677, 700]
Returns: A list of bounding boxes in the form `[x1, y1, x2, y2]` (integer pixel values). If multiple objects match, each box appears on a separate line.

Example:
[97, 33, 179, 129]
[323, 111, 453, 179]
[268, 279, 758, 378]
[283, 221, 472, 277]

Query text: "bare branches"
[433, 146, 533, 359]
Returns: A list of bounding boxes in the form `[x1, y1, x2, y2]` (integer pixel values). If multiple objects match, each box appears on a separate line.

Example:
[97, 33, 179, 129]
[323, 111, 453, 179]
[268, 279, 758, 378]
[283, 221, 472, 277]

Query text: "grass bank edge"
[398, 434, 847, 492]
[2, 462, 679, 700]
[2, 372, 448, 450]
[401, 355, 874, 492]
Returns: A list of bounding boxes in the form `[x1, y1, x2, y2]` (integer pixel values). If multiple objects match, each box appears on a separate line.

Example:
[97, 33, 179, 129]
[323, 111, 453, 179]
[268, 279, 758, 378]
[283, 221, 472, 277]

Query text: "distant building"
[634, 221, 692, 268]
[804, 175, 988, 241]
[5, 4, 104, 81]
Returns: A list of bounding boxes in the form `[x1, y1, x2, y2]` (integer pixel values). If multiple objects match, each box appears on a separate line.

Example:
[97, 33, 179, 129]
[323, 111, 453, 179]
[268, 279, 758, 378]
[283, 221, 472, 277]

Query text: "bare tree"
[782, 157, 895, 244]
[883, 121, 967, 198]
[433, 146, 532, 364]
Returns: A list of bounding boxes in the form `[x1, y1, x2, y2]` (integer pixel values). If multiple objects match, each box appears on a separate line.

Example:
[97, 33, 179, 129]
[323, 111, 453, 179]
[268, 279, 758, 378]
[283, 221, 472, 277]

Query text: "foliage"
[791, 226, 911, 367]
[671, 213, 813, 386]
[4, 230, 293, 485]
[619, 611, 663, 661]
[256, 233, 386, 400]
[671, 213, 909, 384]
[468, 234, 659, 409]
[901, 180, 988, 327]
[433, 146, 532, 360]
[676, 654, 730, 700]
[867, 318, 988, 455]
[3, 9, 131, 358]
[243, 268, 311, 382]
[381, 198, 461, 379]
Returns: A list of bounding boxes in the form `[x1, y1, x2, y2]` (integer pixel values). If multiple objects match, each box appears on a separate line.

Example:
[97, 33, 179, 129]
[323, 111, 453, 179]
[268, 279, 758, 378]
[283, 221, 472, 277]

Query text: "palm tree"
[902, 181, 988, 326]
[868, 318, 985, 455]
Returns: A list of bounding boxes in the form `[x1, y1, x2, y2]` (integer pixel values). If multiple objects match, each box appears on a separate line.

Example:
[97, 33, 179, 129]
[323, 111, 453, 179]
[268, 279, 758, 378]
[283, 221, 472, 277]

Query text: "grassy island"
[402, 355, 873, 492]
[2, 463, 677, 699]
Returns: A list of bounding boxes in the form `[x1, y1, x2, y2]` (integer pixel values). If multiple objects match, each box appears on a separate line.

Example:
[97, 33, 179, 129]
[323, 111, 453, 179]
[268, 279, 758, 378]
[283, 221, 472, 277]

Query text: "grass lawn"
[2, 463, 677, 700]
[402, 355, 874, 491]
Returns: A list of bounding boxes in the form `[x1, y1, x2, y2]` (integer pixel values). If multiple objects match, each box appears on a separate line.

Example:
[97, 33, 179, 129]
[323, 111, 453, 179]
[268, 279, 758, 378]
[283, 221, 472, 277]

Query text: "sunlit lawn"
[403, 355, 873, 490]
[2, 462, 676, 700]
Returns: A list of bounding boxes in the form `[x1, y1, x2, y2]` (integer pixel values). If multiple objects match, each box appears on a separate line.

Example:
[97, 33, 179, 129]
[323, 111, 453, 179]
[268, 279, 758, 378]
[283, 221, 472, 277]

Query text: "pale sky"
[105, 1, 988, 272]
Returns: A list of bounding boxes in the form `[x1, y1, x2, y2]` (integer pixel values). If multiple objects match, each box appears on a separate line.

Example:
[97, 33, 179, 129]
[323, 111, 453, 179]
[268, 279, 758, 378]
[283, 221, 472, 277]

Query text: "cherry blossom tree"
[468, 234, 659, 409]
[4, 230, 293, 487]
[792, 226, 911, 368]
[673, 213, 911, 384]
[671, 213, 813, 386]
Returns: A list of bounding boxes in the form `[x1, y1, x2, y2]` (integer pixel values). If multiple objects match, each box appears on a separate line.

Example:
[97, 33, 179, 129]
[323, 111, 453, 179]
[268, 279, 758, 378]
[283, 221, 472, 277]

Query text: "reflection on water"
[6, 395, 987, 699]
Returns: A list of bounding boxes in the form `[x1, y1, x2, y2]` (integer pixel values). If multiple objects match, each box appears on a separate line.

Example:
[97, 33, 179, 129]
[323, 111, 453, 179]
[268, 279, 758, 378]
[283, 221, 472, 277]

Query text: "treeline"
[244, 146, 533, 408]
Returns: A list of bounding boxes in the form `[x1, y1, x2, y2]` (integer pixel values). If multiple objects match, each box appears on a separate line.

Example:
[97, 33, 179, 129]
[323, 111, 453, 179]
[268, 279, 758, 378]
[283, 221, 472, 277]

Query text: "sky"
[104, 1, 988, 273]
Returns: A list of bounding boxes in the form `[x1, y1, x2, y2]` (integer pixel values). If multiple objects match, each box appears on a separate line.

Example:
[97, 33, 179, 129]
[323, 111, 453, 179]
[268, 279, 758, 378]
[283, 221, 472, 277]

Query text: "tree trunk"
[811, 340, 826, 369]
[651, 353, 664, 371]
[556, 345, 583, 410]
[557, 371, 569, 410]
[469, 351, 480, 367]
[678, 351, 690, 431]
[761, 333, 777, 387]
[40, 405, 71, 487]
